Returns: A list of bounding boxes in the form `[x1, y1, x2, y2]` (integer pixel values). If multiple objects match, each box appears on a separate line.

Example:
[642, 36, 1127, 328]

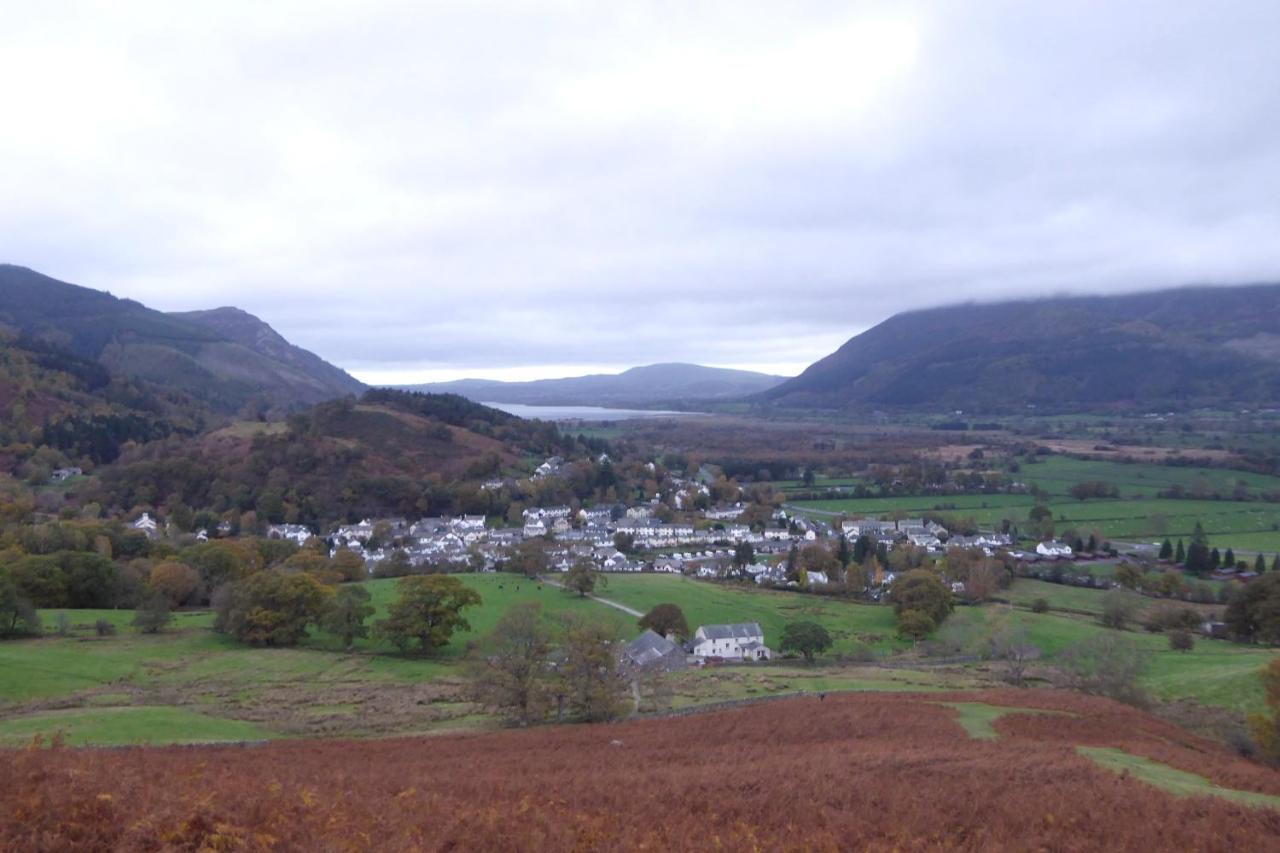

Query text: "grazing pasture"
[3, 690, 1276, 851]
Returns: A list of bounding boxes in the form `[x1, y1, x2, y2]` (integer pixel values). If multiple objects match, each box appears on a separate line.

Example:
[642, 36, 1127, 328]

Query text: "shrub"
[93, 619, 117, 637]
[1030, 598, 1050, 614]
[896, 609, 936, 641]
[1099, 589, 1138, 630]
[1167, 629, 1194, 652]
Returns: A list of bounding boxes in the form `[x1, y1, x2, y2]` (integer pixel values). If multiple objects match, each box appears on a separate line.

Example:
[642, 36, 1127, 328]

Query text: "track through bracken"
[2, 689, 1278, 851]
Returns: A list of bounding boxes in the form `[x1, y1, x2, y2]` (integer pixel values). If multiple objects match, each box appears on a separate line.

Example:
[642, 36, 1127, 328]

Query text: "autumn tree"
[473, 602, 554, 726]
[374, 575, 482, 656]
[638, 603, 690, 640]
[148, 561, 201, 608]
[214, 570, 333, 647]
[563, 558, 603, 598]
[797, 543, 840, 583]
[988, 621, 1039, 686]
[507, 539, 549, 578]
[1224, 573, 1280, 644]
[1100, 589, 1138, 630]
[557, 615, 628, 722]
[330, 548, 368, 583]
[321, 585, 375, 649]
[780, 621, 833, 662]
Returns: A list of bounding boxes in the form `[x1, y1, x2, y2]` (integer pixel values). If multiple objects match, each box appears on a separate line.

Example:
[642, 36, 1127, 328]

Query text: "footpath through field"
[540, 577, 644, 617]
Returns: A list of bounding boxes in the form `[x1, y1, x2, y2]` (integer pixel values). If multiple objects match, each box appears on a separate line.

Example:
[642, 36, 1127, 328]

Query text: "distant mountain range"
[0, 265, 364, 413]
[400, 363, 786, 408]
[763, 284, 1280, 411]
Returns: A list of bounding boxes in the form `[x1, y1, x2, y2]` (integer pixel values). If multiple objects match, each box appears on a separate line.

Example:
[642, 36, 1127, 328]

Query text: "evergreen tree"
[1272, 554, 1279, 573]
[1158, 539, 1173, 560]
[851, 534, 871, 564]
[1256, 553, 1267, 574]
[1224, 547, 1236, 569]
[835, 534, 851, 569]
[1208, 547, 1221, 570]
[1174, 539, 1185, 564]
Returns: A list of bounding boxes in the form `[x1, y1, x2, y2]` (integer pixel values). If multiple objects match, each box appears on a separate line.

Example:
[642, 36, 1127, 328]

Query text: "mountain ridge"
[762, 283, 1280, 412]
[399, 362, 785, 408]
[0, 265, 364, 414]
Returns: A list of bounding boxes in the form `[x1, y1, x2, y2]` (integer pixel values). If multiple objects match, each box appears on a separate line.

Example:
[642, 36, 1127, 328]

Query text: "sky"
[3, 1, 1280, 384]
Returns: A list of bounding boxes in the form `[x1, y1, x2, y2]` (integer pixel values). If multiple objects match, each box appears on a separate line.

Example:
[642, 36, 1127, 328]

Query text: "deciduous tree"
[557, 615, 628, 722]
[214, 570, 333, 647]
[321, 585, 375, 649]
[563, 558, 602, 598]
[374, 575, 482, 655]
[780, 621, 833, 662]
[473, 602, 554, 726]
[638, 603, 690, 640]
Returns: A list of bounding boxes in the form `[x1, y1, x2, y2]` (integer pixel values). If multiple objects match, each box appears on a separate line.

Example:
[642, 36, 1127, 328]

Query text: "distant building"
[1036, 540, 1074, 559]
[620, 630, 688, 673]
[50, 467, 82, 482]
[690, 623, 772, 661]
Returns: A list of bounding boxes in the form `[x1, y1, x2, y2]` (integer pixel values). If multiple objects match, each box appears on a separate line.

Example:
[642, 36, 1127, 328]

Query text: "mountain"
[402, 363, 786, 408]
[0, 265, 364, 413]
[762, 284, 1280, 412]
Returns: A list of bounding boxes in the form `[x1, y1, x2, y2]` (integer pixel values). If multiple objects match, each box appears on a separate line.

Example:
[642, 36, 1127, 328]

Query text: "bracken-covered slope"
[404, 362, 785, 407]
[764, 284, 1280, 412]
[0, 265, 364, 413]
[3, 690, 1277, 850]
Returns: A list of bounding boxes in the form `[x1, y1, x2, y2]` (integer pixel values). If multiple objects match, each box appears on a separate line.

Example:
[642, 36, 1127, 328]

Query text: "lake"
[482, 402, 701, 421]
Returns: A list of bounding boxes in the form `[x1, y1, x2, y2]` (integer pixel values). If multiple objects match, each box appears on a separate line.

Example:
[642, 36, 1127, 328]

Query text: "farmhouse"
[690, 623, 772, 661]
[1036, 540, 1074, 559]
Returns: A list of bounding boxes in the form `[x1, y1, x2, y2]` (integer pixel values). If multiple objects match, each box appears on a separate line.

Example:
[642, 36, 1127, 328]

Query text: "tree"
[779, 621, 833, 662]
[321, 585, 375, 649]
[331, 548, 367, 583]
[0, 573, 41, 638]
[851, 534, 872, 565]
[374, 575, 482, 655]
[797, 544, 840, 583]
[557, 615, 628, 722]
[1174, 539, 1186, 564]
[1168, 629, 1194, 652]
[612, 532, 635, 554]
[1113, 562, 1143, 590]
[132, 591, 172, 634]
[835, 535, 851, 569]
[732, 542, 755, 572]
[473, 602, 553, 726]
[988, 621, 1040, 686]
[1273, 554, 1279, 573]
[507, 539, 549, 578]
[1099, 589, 1138, 630]
[563, 558, 602, 598]
[1224, 548, 1236, 569]
[1224, 573, 1280, 644]
[1256, 554, 1267, 574]
[896, 609, 936, 641]
[214, 570, 333, 647]
[1184, 524, 1211, 576]
[638, 603, 690, 640]
[963, 561, 1002, 602]
[889, 570, 953, 626]
[1248, 659, 1280, 764]
[1158, 539, 1173, 560]
[1058, 633, 1149, 706]
[148, 561, 201, 607]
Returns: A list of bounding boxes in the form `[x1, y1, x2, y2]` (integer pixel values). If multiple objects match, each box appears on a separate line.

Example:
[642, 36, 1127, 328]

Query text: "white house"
[131, 512, 159, 537]
[690, 623, 772, 661]
[1036, 540, 1074, 559]
[268, 523, 313, 546]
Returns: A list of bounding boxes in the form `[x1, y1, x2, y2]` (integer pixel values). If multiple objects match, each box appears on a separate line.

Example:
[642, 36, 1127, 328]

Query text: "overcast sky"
[4, 1, 1280, 383]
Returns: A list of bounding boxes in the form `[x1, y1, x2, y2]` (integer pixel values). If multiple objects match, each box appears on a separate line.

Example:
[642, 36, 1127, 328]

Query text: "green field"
[786, 455, 1280, 552]
[0, 706, 273, 748]
[597, 574, 905, 655]
[1080, 747, 1280, 810]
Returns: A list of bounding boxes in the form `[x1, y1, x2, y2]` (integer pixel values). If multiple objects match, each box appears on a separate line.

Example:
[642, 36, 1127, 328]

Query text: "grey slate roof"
[622, 630, 680, 667]
[698, 622, 763, 640]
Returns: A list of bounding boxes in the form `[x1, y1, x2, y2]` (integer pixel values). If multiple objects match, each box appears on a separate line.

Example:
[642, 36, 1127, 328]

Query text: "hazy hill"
[763, 284, 1280, 411]
[0, 265, 364, 413]
[403, 362, 785, 407]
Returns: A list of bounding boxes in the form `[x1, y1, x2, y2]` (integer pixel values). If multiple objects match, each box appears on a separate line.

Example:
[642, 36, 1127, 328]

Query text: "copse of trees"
[473, 602, 554, 726]
[1224, 573, 1280, 644]
[213, 569, 333, 647]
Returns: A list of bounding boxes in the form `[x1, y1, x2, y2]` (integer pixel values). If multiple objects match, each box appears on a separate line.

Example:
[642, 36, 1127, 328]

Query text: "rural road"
[540, 578, 644, 617]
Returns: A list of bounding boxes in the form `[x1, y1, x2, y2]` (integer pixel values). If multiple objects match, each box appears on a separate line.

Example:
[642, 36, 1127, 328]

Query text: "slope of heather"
[3, 691, 1276, 851]
[764, 284, 1280, 411]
